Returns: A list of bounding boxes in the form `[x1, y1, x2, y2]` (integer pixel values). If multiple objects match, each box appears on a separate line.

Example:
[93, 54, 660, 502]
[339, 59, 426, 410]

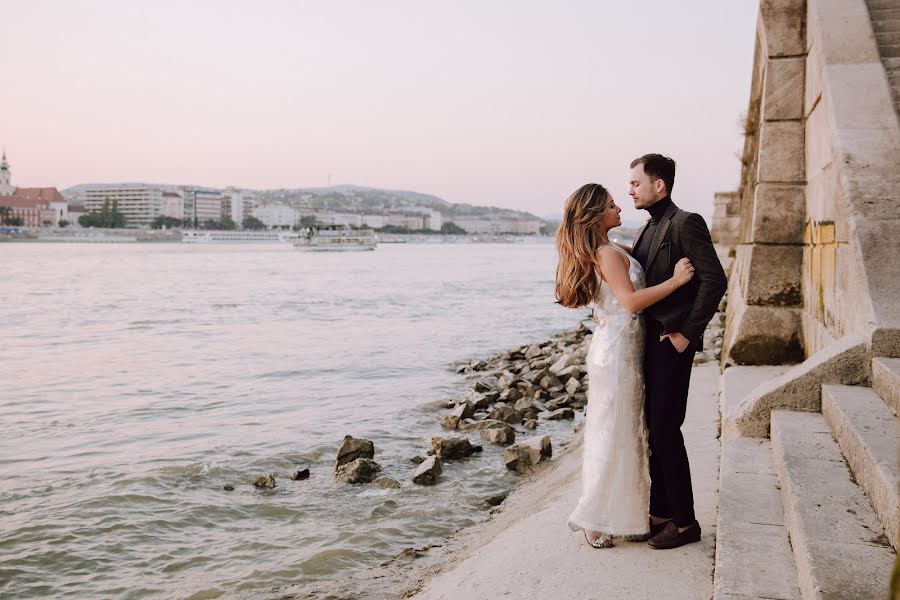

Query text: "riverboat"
[293, 226, 377, 252]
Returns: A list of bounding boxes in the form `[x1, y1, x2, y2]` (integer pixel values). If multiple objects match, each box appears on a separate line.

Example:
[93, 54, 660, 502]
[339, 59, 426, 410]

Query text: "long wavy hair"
[555, 183, 612, 308]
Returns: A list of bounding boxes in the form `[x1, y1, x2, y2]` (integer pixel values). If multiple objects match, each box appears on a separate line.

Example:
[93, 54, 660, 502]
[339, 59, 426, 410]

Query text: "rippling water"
[0, 241, 586, 599]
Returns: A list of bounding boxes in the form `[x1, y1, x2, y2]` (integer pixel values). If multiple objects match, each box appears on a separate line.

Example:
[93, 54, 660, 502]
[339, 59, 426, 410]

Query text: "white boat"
[294, 226, 377, 252]
[182, 230, 299, 243]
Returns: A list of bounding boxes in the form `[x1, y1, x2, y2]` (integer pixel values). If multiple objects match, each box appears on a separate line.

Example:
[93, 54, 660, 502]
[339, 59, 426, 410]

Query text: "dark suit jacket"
[633, 201, 727, 351]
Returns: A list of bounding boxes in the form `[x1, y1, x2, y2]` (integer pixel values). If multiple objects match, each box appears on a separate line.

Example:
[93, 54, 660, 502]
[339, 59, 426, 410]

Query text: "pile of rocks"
[444, 322, 592, 443]
[693, 296, 727, 365]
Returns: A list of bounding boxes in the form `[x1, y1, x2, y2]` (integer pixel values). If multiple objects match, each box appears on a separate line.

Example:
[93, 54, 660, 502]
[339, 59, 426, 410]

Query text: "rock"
[521, 434, 552, 458]
[523, 419, 538, 430]
[440, 414, 461, 430]
[253, 474, 277, 489]
[565, 378, 582, 394]
[472, 445, 483, 453]
[411, 456, 443, 485]
[223, 484, 235, 491]
[289, 468, 310, 481]
[524, 344, 542, 359]
[488, 404, 521, 424]
[472, 395, 492, 410]
[473, 376, 499, 392]
[485, 492, 510, 506]
[571, 392, 588, 408]
[366, 499, 399, 519]
[450, 401, 475, 420]
[545, 407, 575, 420]
[335, 458, 382, 484]
[335, 435, 375, 471]
[499, 387, 522, 402]
[482, 390, 501, 403]
[410, 455, 426, 464]
[518, 408, 537, 421]
[372, 476, 402, 489]
[545, 396, 571, 411]
[513, 397, 534, 412]
[547, 385, 566, 396]
[503, 445, 542, 474]
[556, 365, 584, 383]
[431, 436, 476, 460]
[539, 375, 563, 390]
[459, 418, 509, 431]
[548, 354, 572, 375]
[479, 423, 516, 445]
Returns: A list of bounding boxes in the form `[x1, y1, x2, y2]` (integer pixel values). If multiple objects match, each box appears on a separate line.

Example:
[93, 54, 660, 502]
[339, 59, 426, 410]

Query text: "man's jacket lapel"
[646, 202, 678, 272]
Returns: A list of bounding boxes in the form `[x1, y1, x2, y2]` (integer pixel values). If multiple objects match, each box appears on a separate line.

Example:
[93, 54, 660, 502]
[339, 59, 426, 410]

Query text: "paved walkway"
[413, 363, 721, 600]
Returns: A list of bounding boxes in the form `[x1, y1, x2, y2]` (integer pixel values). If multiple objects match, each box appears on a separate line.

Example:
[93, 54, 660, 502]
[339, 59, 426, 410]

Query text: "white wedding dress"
[568, 244, 651, 539]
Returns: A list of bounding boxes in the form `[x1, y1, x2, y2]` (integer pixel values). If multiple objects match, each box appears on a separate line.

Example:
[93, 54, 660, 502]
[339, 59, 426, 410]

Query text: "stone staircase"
[867, 0, 900, 114]
[714, 358, 899, 599]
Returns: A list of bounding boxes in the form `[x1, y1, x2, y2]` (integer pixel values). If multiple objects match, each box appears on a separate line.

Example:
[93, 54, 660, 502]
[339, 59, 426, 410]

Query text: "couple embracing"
[556, 154, 727, 550]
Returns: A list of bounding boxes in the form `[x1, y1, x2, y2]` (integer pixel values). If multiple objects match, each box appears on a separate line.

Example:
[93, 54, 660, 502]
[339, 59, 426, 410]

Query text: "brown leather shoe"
[647, 520, 701, 549]
[649, 518, 671, 538]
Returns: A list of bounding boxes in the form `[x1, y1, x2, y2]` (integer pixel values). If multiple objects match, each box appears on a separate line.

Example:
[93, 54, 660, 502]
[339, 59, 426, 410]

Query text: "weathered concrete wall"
[722, 0, 808, 366]
[722, 0, 900, 364]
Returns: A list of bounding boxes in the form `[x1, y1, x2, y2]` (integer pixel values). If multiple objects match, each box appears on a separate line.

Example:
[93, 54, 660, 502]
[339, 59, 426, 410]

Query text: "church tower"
[0, 149, 14, 196]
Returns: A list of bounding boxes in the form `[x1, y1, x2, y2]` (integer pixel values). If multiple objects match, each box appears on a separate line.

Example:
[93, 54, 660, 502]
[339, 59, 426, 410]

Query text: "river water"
[0, 241, 586, 599]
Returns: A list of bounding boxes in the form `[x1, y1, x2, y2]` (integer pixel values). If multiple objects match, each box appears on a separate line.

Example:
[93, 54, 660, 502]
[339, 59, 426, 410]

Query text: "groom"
[628, 154, 727, 549]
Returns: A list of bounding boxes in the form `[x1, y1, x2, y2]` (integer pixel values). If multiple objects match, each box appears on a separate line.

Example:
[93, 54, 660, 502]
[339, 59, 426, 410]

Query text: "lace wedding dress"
[568, 244, 650, 540]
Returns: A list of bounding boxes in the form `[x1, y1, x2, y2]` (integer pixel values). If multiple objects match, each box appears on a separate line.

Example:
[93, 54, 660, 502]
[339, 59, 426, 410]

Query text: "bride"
[555, 183, 694, 548]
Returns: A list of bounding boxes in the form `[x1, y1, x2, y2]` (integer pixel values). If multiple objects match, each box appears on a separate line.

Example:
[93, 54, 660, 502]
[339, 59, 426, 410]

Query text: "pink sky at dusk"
[1, 0, 759, 222]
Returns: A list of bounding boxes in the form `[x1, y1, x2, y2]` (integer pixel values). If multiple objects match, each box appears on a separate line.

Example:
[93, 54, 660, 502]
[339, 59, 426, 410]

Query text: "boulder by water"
[372, 476, 402, 489]
[412, 456, 443, 485]
[431, 436, 476, 460]
[335, 458, 381, 484]
[335, 435, 375, 471]
[253, 474, 277, 489]
[289, 469, 311, 481]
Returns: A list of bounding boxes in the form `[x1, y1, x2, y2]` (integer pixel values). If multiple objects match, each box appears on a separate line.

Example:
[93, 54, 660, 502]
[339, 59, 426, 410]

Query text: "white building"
[255, 203, 298, 228]
[159, 190, 184, 220]
[424, 210, 442, 231]
[221, 187, 256, 226]
[315, 212, 362, 227]
[83, 184, 165, 228]
[361, 214, 385, 229]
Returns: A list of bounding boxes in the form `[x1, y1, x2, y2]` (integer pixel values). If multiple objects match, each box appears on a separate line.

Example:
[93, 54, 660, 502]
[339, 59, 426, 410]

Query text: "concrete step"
[821, 385, 899, 550]
[770, 410, 894, 600]
[867, 0, 900, 11]
[714, 438, 801, 600]
[870, 8, 900, 22]
[872, 357, 900, 415]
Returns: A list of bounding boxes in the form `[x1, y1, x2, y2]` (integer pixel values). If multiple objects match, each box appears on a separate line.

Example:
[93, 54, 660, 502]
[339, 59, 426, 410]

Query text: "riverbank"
[232, 363, 720, 600]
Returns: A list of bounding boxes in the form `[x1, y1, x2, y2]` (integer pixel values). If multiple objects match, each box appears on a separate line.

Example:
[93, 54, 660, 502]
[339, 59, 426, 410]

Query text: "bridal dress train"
[567, 244, 650, 540]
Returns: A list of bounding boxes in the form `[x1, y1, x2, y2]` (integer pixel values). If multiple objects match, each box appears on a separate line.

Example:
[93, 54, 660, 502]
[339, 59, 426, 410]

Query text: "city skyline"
[2, 1, 759, 223]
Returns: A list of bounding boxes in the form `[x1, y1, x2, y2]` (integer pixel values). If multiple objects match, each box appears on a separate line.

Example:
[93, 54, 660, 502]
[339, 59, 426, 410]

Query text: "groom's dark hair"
[630, 153, 676, 196]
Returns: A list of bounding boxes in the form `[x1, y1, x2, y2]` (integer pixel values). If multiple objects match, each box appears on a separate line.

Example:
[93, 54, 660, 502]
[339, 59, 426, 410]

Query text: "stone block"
[749, 183, 805, 243]
[758, 120, 805, 183]
[741, 244, 803, 306]
[760, 0, 806, 58]
[763, 56, 805, 120]
[804, 39, 823, 115]
[722, 288, 803, 367]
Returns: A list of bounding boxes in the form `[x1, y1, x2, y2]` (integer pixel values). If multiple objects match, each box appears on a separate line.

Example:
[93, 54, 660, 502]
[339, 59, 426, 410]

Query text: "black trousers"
[644, 318, 696, 527]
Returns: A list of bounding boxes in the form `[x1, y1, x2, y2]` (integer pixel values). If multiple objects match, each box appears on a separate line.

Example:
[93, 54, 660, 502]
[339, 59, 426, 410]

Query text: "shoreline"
[230, 309, 726, 600]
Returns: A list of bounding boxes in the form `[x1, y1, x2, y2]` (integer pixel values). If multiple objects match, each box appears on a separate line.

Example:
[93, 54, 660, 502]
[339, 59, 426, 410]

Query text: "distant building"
[159, 190, 185, 221]
[181, 188, 222, 227]
[255, 203, 298, 228]
[424, 210, 443, 231]
[448, 215, 540, 235]
[83, 184, 167, 228]
[0, 150, 67, 227]
[315, 212, 362, 227]
[362, 214, 385, 228]
[221, 187, 256, 226]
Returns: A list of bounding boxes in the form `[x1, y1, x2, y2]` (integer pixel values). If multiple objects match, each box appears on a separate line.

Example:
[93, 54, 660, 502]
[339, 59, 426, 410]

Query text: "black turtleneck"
[634, 195, 672, 268]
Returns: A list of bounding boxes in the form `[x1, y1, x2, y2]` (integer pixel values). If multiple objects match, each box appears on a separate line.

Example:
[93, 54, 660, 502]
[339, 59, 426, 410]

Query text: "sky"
[1, 0, 759, 223]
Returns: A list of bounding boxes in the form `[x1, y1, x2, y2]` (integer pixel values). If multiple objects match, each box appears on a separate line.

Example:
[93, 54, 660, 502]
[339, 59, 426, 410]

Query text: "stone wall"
[722, 0, 900, 365]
